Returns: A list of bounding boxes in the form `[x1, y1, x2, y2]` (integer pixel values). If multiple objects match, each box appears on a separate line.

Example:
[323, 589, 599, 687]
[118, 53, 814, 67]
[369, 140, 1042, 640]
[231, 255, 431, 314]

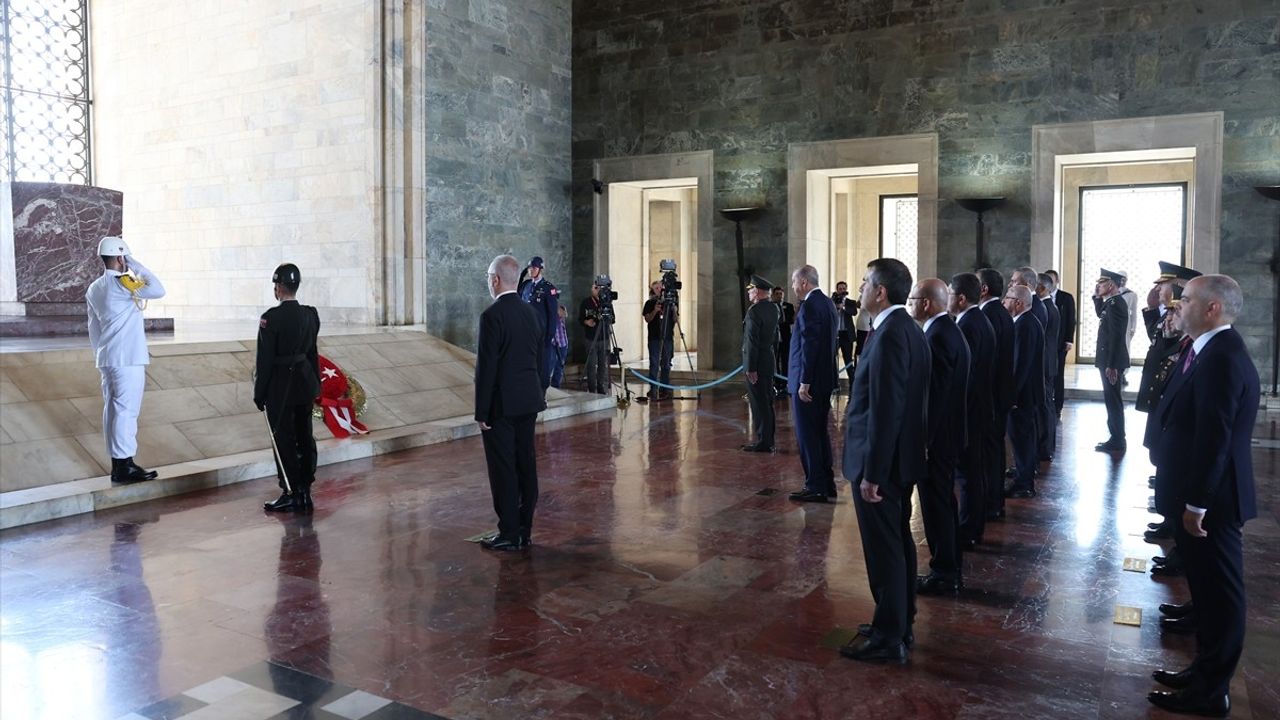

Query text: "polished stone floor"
[1, 388, 1276, 720]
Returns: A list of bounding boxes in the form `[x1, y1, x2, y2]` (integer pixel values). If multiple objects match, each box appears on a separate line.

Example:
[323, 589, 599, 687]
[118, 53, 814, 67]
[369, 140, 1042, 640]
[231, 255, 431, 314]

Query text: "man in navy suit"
[949, 273, 996, 547]
[1045, 269, 1076, 418]
[1011, 267, 1049, 470]
[1002, 285, 1044, 499]
[840, 258, 929, 664]
[475, 255, 547, 551]
[1147, 275, 1258, 718]
[786, 264, 839, 503]
[910, 278, 970, 594]
[977, 268, 1014, 519]
[1035, 273, 1060, 461]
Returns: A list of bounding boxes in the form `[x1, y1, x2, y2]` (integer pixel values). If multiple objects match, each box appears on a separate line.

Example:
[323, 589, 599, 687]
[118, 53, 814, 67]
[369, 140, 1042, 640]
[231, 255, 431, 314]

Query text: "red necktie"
[1181, 344, 1196, 374]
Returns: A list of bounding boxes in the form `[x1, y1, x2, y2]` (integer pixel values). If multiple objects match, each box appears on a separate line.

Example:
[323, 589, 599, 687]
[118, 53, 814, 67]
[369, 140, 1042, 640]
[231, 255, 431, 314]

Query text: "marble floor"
[1, 389, 1276, 720]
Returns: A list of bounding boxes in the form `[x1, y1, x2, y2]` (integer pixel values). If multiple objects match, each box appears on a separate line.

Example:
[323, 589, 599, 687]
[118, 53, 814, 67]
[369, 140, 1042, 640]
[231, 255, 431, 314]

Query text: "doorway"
[606, 178, 699, 368]
[811, 165, 919, 291]
[1076, 182, 1187, 363]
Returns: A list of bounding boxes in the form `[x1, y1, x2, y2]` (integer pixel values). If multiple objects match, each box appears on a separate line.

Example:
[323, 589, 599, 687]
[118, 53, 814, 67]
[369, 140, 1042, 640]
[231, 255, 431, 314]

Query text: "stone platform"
[0, 328, 614, 528]
[0, 314, 175, 336]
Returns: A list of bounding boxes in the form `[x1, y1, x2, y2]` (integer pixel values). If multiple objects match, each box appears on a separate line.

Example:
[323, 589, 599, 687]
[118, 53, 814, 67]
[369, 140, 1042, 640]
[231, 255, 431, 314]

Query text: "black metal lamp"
[1254, 185, 1280, 396]
[720, 207, 763, 318]
[955, 198, 1005, 269]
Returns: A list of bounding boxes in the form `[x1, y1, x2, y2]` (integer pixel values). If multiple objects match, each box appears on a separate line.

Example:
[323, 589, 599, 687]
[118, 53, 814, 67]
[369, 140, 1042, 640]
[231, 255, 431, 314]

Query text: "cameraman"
[579, 280, 610, 394]
[642, 280, 675, 400]
[832, 280, 859, 386]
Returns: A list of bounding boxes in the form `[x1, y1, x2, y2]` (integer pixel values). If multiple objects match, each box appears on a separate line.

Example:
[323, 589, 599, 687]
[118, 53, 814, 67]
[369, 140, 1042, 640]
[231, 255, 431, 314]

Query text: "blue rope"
[629, 365, 744, 390]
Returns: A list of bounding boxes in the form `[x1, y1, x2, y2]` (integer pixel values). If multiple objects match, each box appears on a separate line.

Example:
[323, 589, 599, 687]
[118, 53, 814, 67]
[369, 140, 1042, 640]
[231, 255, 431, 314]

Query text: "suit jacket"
[743, 300, 780, 374]
[787, 288, 839, 395]
[1011, 311, 1045, 411]
[474, 293, 547, 424]
[957, 307, 996, 441]
[1094, 294, 1130, 369]
[924, 314, 971, 462]
[981, 299, 1016, 414]
[1041, 294, 1060, 381]
[1151, 328, 1259, 522]
[1029, 294, 1048, 329]
[842, 308, 929, 488]
[1054, 289, 1076, 354]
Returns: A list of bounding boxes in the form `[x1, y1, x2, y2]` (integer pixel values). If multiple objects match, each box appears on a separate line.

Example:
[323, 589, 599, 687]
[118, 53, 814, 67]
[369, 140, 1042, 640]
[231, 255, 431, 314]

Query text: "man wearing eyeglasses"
[1002, 285, 1044, 499]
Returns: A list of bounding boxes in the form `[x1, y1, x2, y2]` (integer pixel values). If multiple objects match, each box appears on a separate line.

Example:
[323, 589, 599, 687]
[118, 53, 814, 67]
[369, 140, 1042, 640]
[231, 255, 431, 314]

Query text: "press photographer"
[642, 267, 679, 401]
[580, 275, 618, 394]
[832, 281, 860, 384]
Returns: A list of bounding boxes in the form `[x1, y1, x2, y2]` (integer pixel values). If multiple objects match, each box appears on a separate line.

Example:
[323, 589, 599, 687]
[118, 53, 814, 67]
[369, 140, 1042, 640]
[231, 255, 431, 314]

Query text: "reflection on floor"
[1, 389, 1275, 720]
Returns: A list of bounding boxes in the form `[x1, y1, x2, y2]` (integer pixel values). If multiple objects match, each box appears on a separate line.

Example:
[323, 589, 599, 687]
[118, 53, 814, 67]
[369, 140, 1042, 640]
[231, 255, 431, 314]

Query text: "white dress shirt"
[872, 305, 906, 329]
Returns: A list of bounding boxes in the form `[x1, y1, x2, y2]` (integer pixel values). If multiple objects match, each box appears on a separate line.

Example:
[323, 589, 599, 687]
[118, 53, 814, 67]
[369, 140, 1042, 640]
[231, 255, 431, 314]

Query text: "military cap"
[529, 256, 544, 269]
[745, 274, 774, 291]
[1096, 268, 1125, 284]
[1155, 260, 1201, 284]
[272, 263, 301, 286]
[1167, 284, 1184, 307]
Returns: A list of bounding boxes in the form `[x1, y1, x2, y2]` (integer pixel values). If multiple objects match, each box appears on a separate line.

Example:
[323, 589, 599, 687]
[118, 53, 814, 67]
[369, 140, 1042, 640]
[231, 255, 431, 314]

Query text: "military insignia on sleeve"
[550, 288, 559, 296]
[260, 318, 268, 328]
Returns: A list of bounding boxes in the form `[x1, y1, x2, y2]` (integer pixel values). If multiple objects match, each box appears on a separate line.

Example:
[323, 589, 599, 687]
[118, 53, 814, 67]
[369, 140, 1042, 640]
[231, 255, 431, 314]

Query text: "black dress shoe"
[1151, 563, 1184, 578]
[125, 459, 159, 480]
[1144, 527, 1172, 543]
[788, 489, 829, 503]
[753, 445, 776, 453]
[916, 573, 961, 595]
[1094, 441, 1126, 453]
[1159, 602, 1194, 619]
[740, 443, 757, 451]
[1148, 521, 1166, 530]
[839, 635, 908, 664]
[1152, 667, 1197, 690]
[1148, 478, 1156, 489]
[1147, 689, 1229, 718]
[1005, 487, 1036, 499]
[1160, 615, 1197, 634]
[264, 492, 299, 512]
[297, 490, 314, 513]
[480, 536, 523, 552]
[111, 458, 158, 484]
[1151, 555, 1169, 565]
[856, 623, 914, 649]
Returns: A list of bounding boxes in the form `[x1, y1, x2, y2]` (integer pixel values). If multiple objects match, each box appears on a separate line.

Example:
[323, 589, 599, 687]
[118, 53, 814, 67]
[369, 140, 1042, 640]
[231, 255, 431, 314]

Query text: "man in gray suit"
[742, 275, 781, 452]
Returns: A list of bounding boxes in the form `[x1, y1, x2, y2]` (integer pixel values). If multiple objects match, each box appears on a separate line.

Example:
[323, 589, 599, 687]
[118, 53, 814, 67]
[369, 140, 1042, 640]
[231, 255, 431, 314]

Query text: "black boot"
[263, 492, 298, 512]
[124, 458, 159, 481]
[111, 457, 156, 484]
[297, 489, 314, 513]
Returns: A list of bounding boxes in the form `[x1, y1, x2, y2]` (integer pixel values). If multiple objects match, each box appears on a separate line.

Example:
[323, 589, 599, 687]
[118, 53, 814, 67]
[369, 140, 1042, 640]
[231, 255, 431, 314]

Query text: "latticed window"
[881, 195, 919, 281]
[1, 0, 91, 184]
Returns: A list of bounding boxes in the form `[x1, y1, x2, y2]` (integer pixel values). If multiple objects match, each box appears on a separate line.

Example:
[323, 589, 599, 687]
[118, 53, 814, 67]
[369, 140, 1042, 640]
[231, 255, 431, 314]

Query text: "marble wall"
[424, 0, 573, 350]
[8, 183, 122, 305]
[91, 0, 383, 325]
[571, 0, 1280, 381]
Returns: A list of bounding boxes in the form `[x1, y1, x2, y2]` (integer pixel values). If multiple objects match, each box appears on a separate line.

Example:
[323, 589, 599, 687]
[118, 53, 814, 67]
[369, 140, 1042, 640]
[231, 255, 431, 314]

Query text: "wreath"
[313, 355, 370, 438]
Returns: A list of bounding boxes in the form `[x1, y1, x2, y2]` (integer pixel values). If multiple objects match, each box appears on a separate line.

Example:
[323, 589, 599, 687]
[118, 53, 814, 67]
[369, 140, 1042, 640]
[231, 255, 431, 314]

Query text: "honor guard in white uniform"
[85, 237, 166, 483]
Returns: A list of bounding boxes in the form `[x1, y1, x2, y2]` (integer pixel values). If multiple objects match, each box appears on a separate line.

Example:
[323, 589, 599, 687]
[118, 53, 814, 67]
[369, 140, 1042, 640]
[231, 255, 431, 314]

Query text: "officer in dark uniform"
[256, 263, 321, 512]
[742, 275, 781, 452]
[1092, 267, 1130, 452]
[518, 256, 559, 390]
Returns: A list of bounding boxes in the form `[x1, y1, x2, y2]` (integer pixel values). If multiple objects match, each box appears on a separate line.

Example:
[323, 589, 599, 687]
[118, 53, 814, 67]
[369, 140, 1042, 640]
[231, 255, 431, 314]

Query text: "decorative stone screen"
[880, 195, 919, 282]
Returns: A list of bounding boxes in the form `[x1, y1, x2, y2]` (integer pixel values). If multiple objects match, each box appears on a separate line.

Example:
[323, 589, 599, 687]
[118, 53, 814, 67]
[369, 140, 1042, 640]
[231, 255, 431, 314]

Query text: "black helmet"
[272, 263, 301, 287]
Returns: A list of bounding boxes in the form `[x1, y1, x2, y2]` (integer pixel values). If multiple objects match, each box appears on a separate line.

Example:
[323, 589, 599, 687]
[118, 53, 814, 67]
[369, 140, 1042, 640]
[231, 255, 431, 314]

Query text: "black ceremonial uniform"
[256, 300, 321, 507]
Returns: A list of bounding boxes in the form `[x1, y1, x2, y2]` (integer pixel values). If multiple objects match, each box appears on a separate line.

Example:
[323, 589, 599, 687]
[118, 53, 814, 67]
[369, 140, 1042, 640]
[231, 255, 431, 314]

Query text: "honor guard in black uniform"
[518, 256, 559, 390]
[256, 263, 322, 513]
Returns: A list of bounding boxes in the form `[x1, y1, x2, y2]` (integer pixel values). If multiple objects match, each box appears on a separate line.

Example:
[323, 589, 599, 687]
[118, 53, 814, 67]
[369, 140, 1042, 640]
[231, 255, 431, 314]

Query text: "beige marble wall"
[91, 0, 424, 325]
[0, 330, 511, 493]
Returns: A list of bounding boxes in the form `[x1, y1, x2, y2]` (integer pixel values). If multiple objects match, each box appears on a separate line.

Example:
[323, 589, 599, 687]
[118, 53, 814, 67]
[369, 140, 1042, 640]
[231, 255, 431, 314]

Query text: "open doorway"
[606, 178, 699, 369]
[811, 165, 919, 290]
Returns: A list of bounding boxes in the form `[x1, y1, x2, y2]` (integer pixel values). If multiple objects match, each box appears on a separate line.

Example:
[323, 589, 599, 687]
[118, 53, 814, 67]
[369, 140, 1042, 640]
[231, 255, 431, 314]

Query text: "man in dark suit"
[1035, 273, 1060, 461]
[772, 286, 795, 396]
[1093, 268, 1130, 452]
[1002, 285, 1044, 499]
[949, 273, 996, 547]
[787, 265, 839, 502]
[1147, 275, 1258, 718]
[977, 268, 1014, 520]
[742, 275, 781, 452]
[910, 278, 970, 594]
[839, 258, 929, 664]
[1012, 267, 1048, 328]
[1045, 270, 1076, 419]
[475, 254, 547, 551]
[832, 280, 858, 388]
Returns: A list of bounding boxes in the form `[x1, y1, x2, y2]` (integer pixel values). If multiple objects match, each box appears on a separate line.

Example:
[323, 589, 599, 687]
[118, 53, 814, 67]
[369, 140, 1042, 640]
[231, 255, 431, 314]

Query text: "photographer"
[579, 279, 611, 394]
[832, 280, 859, 385]
[642, 279, 676, 401]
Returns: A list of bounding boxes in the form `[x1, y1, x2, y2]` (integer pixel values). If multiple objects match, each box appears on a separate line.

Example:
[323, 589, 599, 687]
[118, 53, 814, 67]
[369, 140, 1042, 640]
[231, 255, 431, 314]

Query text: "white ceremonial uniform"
[86, 257, 165, 460]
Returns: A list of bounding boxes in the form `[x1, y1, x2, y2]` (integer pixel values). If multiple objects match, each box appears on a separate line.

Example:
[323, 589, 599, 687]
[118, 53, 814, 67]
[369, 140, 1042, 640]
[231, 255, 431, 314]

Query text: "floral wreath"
[312, 355, 370, 438]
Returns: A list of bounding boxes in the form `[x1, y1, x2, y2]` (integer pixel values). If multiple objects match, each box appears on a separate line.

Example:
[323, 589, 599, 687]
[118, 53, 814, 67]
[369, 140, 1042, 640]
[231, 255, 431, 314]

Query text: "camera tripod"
[639, 294, 696, 402]
[587, 313, 634, 408]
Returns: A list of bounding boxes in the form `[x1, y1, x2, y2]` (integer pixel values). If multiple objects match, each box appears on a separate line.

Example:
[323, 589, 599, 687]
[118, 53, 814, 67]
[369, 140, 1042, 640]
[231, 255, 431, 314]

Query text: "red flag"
[315, 355, 369, 438]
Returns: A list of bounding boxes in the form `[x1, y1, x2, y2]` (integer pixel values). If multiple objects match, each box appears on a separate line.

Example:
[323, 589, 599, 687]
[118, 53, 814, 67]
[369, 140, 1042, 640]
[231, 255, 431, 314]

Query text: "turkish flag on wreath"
[315, 355, 370, 438]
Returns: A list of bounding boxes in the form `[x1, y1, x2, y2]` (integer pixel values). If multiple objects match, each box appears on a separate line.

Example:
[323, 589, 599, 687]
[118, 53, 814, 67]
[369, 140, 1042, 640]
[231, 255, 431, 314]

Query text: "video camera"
[588, 274, 618, 324]
[658, 258, 681, 304]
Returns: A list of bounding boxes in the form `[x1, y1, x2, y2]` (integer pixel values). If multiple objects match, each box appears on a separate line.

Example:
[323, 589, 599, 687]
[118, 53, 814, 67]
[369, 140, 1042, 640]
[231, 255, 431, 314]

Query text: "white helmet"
[97, 236, 131, 257]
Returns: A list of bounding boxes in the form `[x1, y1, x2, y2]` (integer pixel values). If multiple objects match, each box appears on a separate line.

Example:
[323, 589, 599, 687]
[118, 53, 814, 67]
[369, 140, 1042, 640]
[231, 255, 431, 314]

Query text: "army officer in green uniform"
[742, 274, 782, 453]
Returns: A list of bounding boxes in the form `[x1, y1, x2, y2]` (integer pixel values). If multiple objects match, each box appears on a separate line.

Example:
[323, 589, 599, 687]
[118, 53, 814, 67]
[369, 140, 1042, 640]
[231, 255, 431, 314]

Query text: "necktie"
[1181, 344, 1196, 374]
